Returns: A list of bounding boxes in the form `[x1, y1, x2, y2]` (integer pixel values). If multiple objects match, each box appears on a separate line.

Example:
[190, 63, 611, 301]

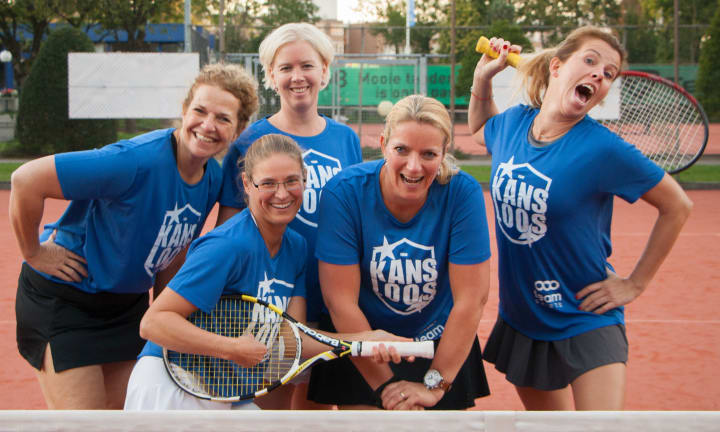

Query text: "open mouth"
[400, 173, 423, 184]
[290, 86, 309, 94]
[575, 84, 595, 103]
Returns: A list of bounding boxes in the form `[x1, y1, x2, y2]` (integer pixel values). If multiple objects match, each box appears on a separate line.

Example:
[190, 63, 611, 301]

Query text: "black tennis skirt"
[483, 315, 628, 391]
[15, 263, 149, 372]
[307, 314, 490, 409]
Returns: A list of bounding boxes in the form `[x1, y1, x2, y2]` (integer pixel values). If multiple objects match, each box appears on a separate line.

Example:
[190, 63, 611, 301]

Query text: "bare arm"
[215, 205, 241, 227]
[319, 260, 394, 390]
[152, 247, 188, 300]
[468, 38, 522, 147]
[382, 260, 490, 409]
[139, 287, 267, 367]
[9, 156, 87, 281]
[577, 174, 692, 313]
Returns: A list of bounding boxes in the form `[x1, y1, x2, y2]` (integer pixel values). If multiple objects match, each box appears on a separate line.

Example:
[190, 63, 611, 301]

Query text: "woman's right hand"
[26, 233, 88, 283]
[473, 37, 522, 83]
[228, 334, 268, 367]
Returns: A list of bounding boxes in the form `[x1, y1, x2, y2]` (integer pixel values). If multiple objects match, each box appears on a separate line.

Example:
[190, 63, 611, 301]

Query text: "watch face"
[424, 369, 442, 388]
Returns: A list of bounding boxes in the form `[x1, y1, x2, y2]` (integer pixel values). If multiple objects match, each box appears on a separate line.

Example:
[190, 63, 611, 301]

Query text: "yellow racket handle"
[475, 36, 522, 68]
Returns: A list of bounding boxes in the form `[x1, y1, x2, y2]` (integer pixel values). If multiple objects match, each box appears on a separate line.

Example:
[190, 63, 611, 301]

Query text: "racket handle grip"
[475, 36, 522, 68]
[355, 341, 435, 359]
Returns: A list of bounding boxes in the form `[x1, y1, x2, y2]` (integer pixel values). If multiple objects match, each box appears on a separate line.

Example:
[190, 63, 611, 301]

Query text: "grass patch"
[0, 161, 22, 181]
[459, 165, 492, 183]
[671, 164, 720, 183]
[460, 163, 720, 185]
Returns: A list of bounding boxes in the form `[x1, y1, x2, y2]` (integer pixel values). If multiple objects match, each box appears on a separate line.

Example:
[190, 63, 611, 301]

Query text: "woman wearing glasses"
[216, 23, 361, 408]
[125, 134, 403, 410]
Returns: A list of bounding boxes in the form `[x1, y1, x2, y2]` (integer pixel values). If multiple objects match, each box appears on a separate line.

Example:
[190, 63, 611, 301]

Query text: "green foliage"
[251, 0, 320, 51]
[15, 27, 117, 156]
[0, 0, 55, 88]
[696, 0, 720, 120]
[455, 20, 531, 100]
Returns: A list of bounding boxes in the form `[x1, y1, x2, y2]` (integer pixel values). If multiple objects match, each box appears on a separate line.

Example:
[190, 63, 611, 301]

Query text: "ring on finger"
[400, 392, 406, 399]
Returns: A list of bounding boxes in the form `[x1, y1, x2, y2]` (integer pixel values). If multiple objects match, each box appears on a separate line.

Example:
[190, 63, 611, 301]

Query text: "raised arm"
[9, 156, 87, 282]
[577, 174, 692, 313]
[468, 37, 522, 147]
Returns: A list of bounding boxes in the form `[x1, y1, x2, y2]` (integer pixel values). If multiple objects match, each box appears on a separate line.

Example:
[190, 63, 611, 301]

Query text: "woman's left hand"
[576, 270, 644, 314]
[381, 381, 440, 410]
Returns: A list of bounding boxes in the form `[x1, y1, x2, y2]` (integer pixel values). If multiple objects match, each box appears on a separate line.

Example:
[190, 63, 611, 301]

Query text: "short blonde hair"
[258, 22, 334, 90]
[519, 26, 627, 108]
[182, 63, 259, 134]
[382, 95, 458, 185]
[243, 133, 305, 182]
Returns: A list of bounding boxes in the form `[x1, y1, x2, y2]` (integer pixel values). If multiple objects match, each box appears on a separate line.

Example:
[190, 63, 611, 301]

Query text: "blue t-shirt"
[139, 208, 307, 358]
[315, 160, 491, 340]
[36, 128, 222, 294]
[219, 115, 362, 321]
[484, 104, 665, 340]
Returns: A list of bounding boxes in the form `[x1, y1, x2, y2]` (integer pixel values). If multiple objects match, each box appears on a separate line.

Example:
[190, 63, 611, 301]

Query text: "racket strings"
[602, 75, 706, 172]
[166, 298, 299, 399]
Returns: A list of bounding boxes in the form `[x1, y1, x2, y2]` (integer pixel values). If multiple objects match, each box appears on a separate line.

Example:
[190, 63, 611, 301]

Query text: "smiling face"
[269, 40, 327, 113]
[242, 153, 305, 229]
[547, 38, 621, 120]
[380, 120, 445, 211]
[178, 84, 240, 160]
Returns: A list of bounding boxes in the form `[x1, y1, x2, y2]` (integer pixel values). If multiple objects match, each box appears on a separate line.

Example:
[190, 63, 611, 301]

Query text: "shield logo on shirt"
[297, 149, 342, 228]
[491, 156, 552, 247]
[143, 203, 201, 277]
[369, 236, 438, 315]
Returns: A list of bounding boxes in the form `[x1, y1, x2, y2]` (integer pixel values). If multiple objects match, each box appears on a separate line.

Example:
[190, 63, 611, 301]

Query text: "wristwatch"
[423, 368, 451, 393]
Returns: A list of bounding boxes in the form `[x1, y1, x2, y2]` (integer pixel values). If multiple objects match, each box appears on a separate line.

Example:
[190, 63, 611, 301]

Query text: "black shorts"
[483, 315, 628, 391]
[307, 314, 490, 409]
[15, 263, 149, 372]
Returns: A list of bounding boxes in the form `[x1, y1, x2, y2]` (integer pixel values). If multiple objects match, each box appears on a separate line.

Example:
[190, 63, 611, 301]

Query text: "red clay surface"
[1, 189, 718, 410]
[351, 122, 720, 156]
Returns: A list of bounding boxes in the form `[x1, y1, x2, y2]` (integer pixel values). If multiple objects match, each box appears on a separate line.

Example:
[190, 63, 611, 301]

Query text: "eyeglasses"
[251, 177, 305, 193]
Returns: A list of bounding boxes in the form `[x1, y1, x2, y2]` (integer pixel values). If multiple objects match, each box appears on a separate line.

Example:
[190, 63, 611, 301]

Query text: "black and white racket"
[476, 37, 708, 173]
[163, 294, 434, 402]
[598, 71, 707, 174]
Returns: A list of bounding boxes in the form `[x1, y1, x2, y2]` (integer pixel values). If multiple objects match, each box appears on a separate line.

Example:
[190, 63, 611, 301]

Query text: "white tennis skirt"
[124, 356, 259, 410]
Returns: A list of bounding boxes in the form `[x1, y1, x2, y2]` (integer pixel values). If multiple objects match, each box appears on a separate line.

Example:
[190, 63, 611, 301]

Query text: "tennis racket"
[163, 294, 435, 402]
[475, 36, 708, 173]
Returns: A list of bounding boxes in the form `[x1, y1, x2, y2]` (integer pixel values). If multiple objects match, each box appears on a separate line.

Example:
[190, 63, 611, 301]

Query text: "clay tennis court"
[0, 184, 717, 410]
[353, 123, 720, 156]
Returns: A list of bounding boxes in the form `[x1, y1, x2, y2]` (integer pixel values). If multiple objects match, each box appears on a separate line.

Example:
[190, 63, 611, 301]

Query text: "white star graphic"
[166, 203, 183, 225]
[376, 237, 396, 261]
[496, 156, 518, 179]
[257, 272, 275, 297]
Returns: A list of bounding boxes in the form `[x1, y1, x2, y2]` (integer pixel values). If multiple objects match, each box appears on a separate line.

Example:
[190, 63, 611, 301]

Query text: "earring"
[320, 80, 326, 86]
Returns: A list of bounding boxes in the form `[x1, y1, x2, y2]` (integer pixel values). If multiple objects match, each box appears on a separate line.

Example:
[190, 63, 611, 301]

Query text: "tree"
[696, 0, 720, 120]
[641, 0, 716, 63]
[15, 27, 117, 155]
[0, 0, 55, 89]
[91, 0, 180, 52]
[455, 19, 531, 99]
[366, 0, 447, 54]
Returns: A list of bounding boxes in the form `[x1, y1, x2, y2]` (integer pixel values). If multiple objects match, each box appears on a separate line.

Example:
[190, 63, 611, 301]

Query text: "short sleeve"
[168, 235, 242, 313]
[54, 143, 138, 200]
[314, 186, 360, 265]
[597, 133, 665, 203]
[448, 175, 492, 264]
